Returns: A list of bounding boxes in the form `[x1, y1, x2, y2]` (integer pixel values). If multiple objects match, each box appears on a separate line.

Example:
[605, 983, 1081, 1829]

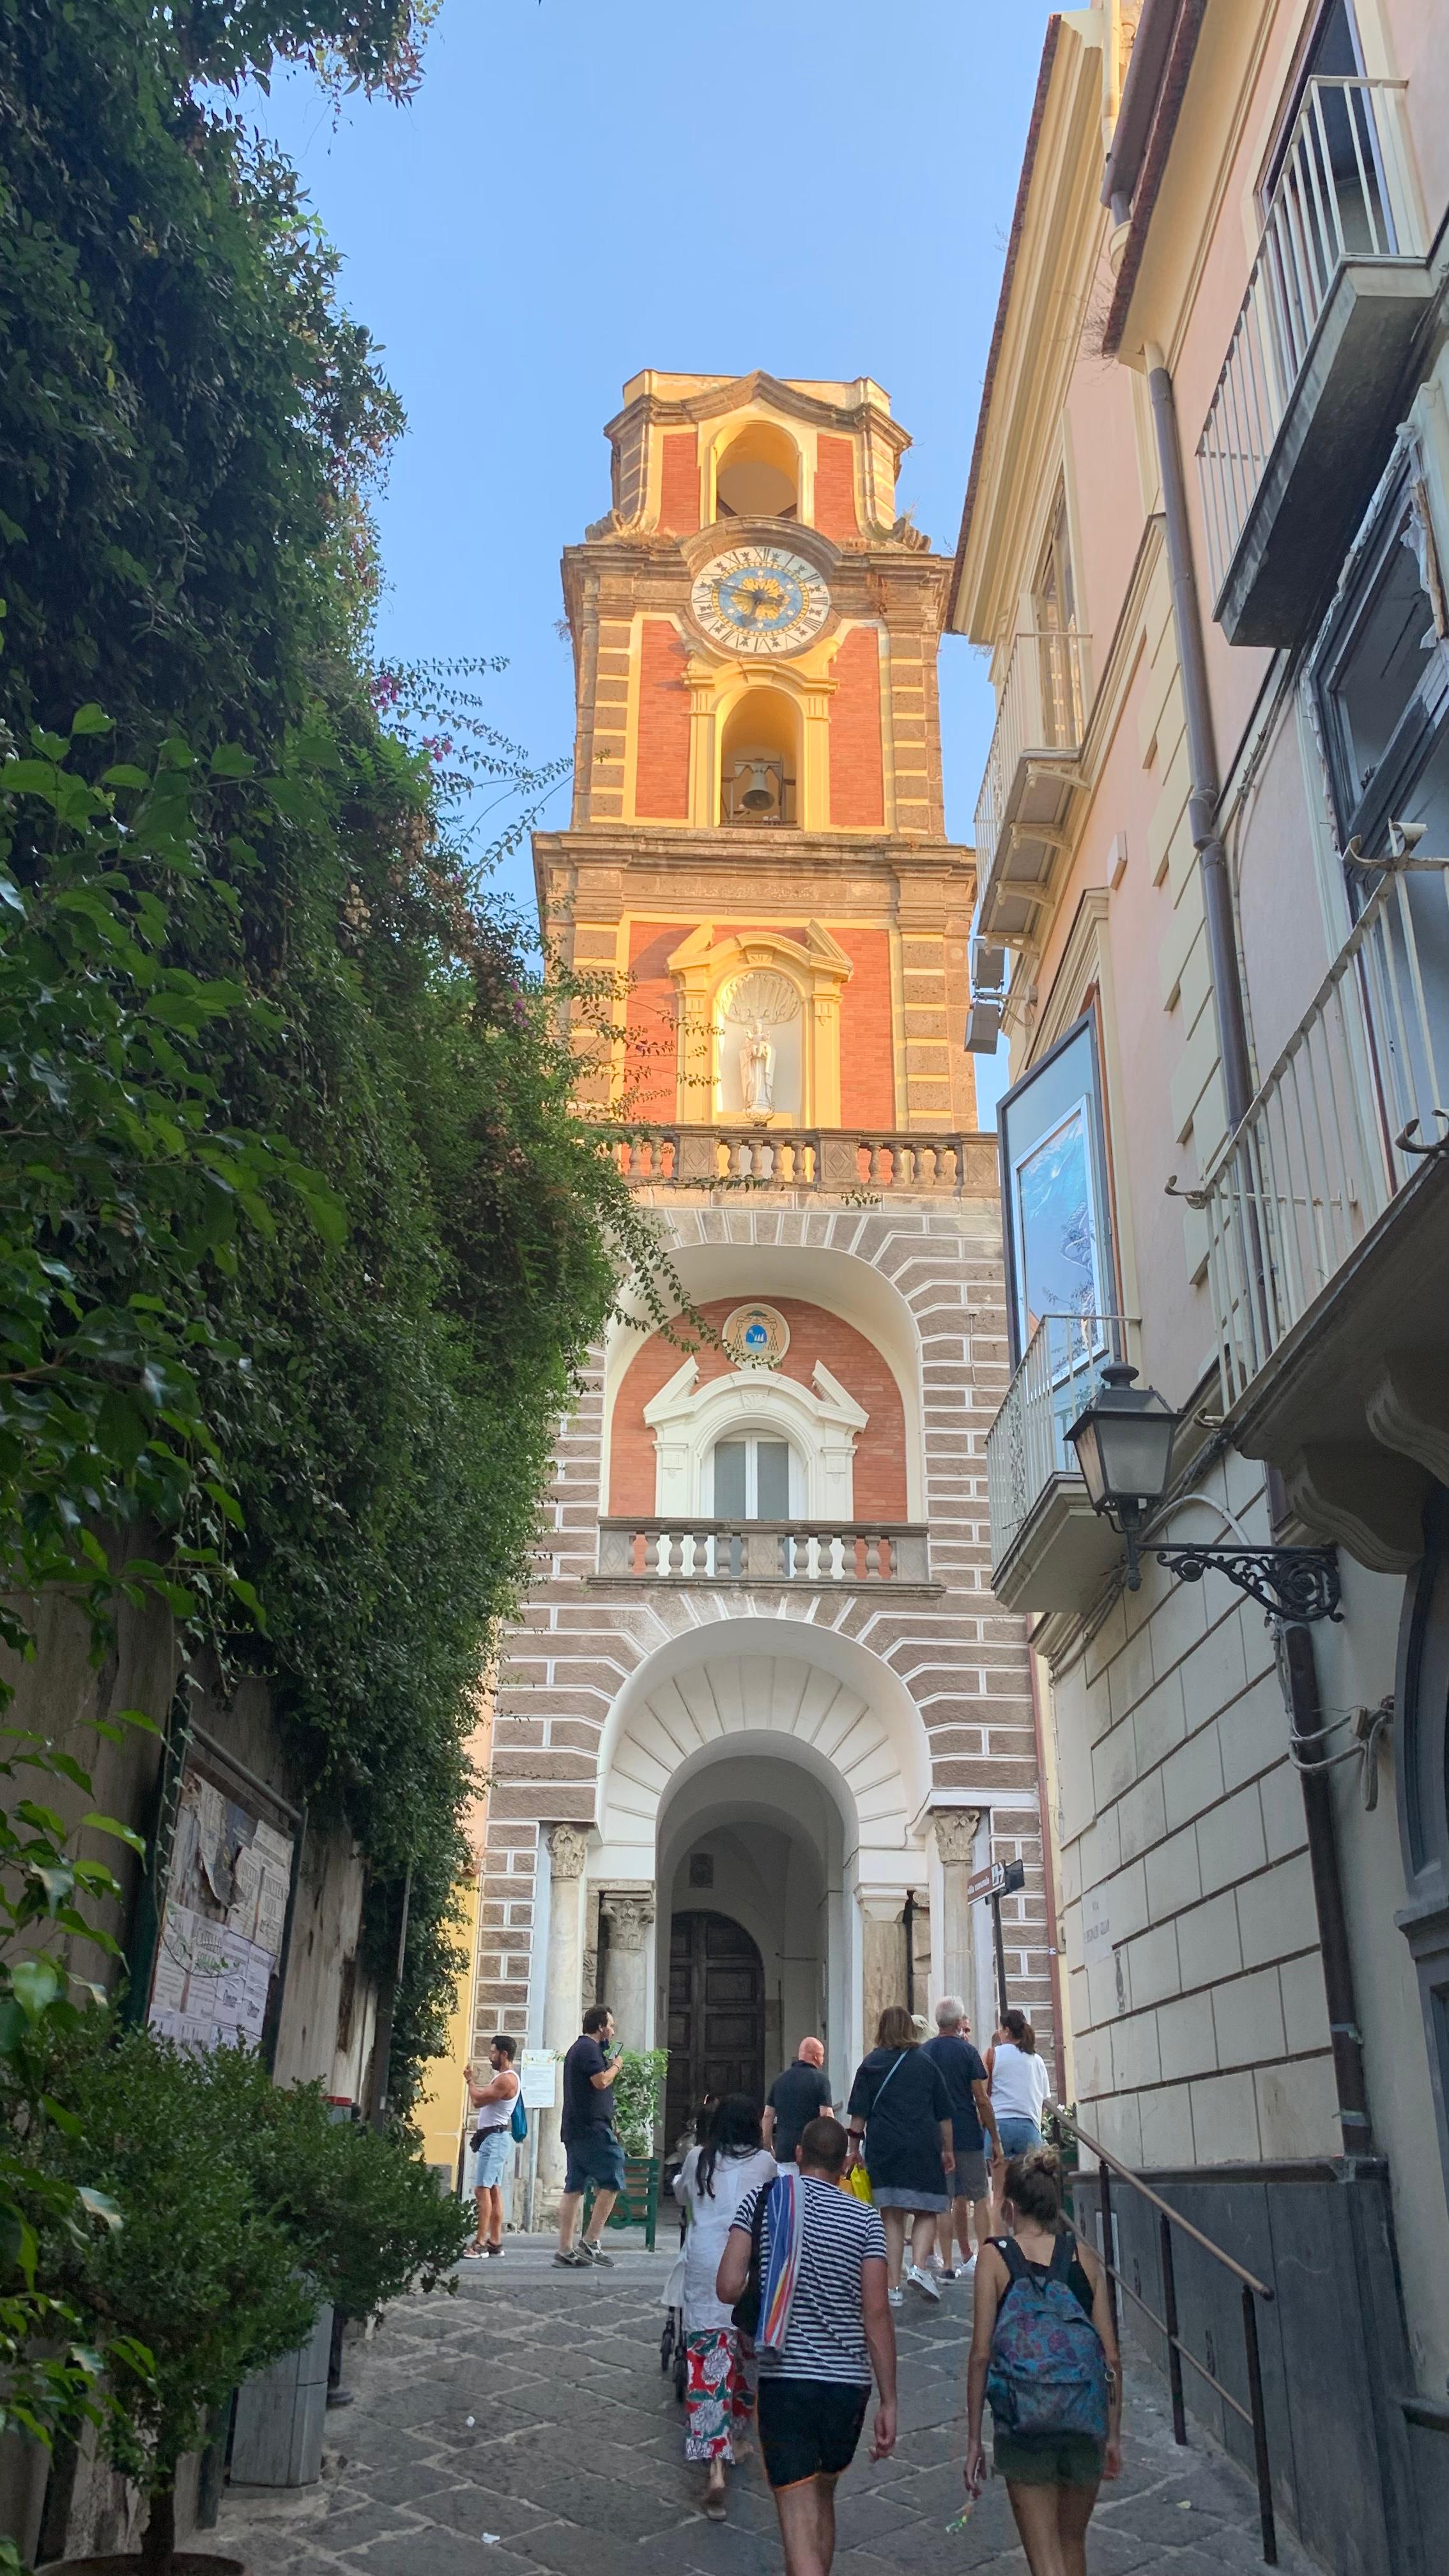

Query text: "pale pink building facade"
[952, 4, 1449, 2564]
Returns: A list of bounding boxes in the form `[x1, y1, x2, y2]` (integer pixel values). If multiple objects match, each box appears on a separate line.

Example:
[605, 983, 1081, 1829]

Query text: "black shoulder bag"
[731, 2182, 774, 2338]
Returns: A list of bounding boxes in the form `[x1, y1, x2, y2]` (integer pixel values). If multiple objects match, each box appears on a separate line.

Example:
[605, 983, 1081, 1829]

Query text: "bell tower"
[477, 372, 1047, 2204]
[537, 370, 981, 1138]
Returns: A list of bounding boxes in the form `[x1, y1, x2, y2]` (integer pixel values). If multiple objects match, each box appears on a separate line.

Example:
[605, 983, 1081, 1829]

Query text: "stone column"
[598, 1894, 656, 2055]
[857, 1890, 906, 2057]
[931, 1809, 983, 2035]
[539, 1824, 589, 2208]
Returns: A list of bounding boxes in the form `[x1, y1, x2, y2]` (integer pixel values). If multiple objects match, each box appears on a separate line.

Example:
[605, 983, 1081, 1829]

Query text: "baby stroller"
[659, 2151, 689, 2404]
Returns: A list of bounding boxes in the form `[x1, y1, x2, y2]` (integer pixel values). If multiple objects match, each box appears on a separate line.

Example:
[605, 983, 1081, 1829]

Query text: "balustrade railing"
[1201, 856, 1449, 1406]
[601, 1126, 987, 1193]
[1197, 77, 1422, 601]
[986, 1314, 1138, 1574]
[596, 1518, 931, 1586]
[973, 627, 1089, 882]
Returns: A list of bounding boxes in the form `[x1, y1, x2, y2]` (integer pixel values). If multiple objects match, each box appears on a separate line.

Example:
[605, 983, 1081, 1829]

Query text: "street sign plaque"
[965, 1856, 1026, 1904]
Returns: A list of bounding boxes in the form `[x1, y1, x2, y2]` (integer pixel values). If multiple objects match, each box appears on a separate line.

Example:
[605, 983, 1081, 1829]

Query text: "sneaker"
[577, 2240, 615, 2267]
[484, 2242, 504, 2258]
[887, 2286, 904, 2309]
[906, 2264, 942, 2303]
[553, 2248, 585, 2267]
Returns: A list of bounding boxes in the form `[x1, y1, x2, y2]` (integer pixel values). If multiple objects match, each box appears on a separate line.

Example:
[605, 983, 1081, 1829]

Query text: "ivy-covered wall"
[0, 0, 671, 2103]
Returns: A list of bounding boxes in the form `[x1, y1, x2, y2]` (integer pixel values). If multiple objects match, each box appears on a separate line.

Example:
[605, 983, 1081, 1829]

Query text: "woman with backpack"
[672, 2092, 778, 2520]
[964, 2145, 1121, 2575]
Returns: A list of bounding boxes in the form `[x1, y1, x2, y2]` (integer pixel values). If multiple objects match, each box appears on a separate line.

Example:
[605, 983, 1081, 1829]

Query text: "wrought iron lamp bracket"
[1152, 1542, 1341, 1623]
[1396, 1111, 1449, 1160]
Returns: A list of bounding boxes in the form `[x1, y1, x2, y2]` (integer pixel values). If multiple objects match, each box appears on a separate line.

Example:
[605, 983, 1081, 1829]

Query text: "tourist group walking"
[518, 1995, 1120, 2576]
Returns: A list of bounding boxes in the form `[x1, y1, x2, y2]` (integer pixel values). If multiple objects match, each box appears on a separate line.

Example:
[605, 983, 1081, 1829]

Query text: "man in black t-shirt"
[921, 1996, 1000, 2276]
[555, 2004, 626, 2269]
[762, 2035, 833, 2173]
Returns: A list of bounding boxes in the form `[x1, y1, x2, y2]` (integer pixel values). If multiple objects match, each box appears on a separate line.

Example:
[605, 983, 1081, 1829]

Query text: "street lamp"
[1066, 1360, 1342, 1622]
[1065, 1363, 1179, 1590]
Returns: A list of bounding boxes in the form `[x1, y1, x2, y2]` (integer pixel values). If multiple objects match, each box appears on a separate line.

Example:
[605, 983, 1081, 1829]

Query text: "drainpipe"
[1144, 340, 1374, 2163]
[1273, 1613, 1376, 2157]
[1144, 342, 1252, 1128]
[1028, 1648, 1070, 2108]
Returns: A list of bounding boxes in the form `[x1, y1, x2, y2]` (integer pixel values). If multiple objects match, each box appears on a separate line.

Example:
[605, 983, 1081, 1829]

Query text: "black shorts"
[757, 2377, 870, 2488]
[993, 2429, 1104, 2487]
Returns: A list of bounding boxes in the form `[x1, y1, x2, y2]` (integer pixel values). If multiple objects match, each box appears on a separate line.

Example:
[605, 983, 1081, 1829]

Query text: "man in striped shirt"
[717, 2116, 896, 2576]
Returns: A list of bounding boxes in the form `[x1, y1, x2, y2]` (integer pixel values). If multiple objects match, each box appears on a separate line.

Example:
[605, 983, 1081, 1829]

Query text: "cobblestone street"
[217, 2246, 1319, 2576]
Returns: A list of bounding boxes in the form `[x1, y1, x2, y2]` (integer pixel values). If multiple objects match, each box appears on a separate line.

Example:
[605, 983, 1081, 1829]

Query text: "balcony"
[1199, 856, 1449, 1566]
[594, 1518, 935, 1590]
[603, 1126, 995, 1194]
[1197, 77, 1430, 648]
[985, 1314, 1138, 1613]
[973, 629, 1089, 947]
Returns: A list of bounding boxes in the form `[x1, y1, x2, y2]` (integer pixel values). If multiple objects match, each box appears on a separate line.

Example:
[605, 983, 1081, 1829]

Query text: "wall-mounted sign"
[1080, 1885, 1112, 1966]
[519, 2050, 558, 2110]
[722, 1302, 790, 1368]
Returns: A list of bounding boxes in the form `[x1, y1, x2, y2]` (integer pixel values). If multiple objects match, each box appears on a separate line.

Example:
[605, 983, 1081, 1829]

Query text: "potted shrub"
[38, 2025, 319, 2576]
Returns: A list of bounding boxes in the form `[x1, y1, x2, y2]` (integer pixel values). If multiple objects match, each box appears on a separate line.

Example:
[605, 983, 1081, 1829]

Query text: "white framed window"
[643, 1357, 867, 1522]
[709, 1434, 798, 1521]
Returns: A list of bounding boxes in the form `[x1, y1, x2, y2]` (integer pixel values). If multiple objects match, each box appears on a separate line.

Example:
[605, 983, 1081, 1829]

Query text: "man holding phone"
[555, 2004, 625, 2269]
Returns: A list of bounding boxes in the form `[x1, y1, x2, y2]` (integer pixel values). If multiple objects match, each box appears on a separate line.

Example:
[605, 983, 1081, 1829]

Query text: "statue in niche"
[721, 969, 800, 1124]
[742, 1018, 775, 1118]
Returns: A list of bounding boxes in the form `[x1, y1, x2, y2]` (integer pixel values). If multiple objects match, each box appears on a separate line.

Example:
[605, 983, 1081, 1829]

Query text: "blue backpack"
[986, 2235, 1109, 2442]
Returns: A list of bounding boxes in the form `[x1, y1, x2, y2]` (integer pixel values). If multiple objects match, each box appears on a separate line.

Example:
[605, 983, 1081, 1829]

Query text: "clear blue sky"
[252, 1, 1054, 1113]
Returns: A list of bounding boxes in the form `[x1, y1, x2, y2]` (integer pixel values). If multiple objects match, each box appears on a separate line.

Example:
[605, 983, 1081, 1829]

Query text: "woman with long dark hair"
[672, 2092, 776, 2518]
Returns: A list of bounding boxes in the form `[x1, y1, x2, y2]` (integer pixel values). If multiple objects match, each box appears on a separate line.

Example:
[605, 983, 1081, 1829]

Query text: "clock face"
[689, 547, 830, 656]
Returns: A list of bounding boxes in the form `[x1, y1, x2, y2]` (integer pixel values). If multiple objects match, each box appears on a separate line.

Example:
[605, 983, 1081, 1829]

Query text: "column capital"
[546, 1823, 590, 1881]
[600, 1892, 656, 1951]
[930, 1807, 982, 1869]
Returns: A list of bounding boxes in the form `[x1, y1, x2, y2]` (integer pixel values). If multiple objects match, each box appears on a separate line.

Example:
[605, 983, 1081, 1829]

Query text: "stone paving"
[217, 2241, 1319, 2576]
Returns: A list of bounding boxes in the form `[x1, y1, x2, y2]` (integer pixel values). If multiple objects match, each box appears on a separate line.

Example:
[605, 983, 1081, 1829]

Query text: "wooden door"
[665, 1910, 765, 2147]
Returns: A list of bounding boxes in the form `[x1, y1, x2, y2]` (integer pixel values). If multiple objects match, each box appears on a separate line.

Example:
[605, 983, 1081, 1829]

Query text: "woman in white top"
[671, 2093, 778, 2518]
[986, 2009, 1053, 2164]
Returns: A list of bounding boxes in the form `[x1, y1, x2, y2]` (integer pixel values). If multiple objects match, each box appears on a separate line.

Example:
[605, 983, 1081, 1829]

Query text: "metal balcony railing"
[1197, 77, 1423, 602]
[985, 1313, 1138, 1574]
[595, 1518, 931, 1586]
[973, 628, 1089, 884]
[602, 1126, 988, 1193]
[1201, 857, 1449, 1407]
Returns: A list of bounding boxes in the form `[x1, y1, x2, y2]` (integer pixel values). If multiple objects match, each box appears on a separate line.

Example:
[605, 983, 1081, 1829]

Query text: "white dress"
[673, 2144, 779, 2334]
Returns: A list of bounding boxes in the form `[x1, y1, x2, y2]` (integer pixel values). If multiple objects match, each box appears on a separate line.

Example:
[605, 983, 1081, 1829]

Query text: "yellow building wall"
[412, 1871, 480, 2182]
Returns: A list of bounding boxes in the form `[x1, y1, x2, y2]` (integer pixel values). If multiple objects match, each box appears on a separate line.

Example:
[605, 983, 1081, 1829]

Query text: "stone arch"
[594, 1614, 931, 1876]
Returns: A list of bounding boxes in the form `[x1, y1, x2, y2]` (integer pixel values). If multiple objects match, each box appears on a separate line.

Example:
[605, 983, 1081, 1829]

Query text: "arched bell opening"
[719, 686, 800, 827]
[714, 421, 799, 522]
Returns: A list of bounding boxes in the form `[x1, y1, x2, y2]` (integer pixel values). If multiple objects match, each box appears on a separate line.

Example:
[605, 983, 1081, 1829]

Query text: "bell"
[739, 761, 777, 813]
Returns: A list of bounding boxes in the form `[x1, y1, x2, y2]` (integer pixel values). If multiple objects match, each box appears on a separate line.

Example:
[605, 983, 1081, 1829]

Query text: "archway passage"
[665, 1909, 765, 2145]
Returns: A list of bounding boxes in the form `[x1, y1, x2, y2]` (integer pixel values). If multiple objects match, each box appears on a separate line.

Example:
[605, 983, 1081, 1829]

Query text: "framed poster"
[999, 1012, 1117, 1369]
[1010, 1096, 1104, 1346]
[144, 1749, 299, 2058]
